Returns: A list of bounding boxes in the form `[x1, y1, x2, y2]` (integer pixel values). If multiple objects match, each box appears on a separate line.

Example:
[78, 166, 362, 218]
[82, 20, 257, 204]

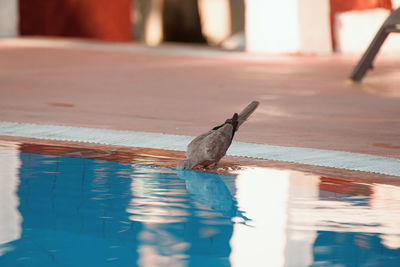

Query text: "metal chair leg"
[349, 8, 400, 82]
[349, 27, 389, 82]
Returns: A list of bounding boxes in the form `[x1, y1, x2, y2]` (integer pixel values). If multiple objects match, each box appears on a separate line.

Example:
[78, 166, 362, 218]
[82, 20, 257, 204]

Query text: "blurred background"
[0, 0, 399, 54]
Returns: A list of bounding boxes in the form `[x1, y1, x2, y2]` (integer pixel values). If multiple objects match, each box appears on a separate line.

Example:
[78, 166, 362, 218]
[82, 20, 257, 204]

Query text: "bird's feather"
[177, 101, 259, 170]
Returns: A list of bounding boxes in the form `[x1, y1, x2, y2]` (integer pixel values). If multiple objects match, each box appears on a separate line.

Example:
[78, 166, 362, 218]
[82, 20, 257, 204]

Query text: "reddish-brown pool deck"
[0, 38, 399, 179]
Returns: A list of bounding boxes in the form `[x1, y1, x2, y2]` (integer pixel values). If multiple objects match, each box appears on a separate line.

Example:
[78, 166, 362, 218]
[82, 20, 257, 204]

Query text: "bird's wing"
[191, 124, 233, 166]
[187, 130, 213, 158]
[203, 124, 233, 161]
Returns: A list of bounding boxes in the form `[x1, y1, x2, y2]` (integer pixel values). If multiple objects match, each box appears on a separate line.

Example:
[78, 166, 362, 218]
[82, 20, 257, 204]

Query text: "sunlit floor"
[1, 38, 400, 161]
[1, 140, 399, 267]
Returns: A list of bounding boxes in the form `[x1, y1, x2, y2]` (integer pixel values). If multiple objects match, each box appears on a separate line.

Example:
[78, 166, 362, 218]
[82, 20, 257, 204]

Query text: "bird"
[177, 101, 259, 170]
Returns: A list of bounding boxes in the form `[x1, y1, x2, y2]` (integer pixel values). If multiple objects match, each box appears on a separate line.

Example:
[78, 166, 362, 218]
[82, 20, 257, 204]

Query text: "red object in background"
[19, 0, 132, 42]
[319, 177, 373, 197]
[329, 0, 392, 51]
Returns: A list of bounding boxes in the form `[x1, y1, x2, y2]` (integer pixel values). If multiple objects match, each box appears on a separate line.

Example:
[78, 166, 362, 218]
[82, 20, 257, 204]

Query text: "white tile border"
[0, 121, 399, 176]
[0, 0, 18, 38]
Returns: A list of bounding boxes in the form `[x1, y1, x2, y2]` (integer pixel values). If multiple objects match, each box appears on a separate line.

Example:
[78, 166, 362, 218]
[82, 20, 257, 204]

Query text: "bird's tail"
[237, 101, 259, 128]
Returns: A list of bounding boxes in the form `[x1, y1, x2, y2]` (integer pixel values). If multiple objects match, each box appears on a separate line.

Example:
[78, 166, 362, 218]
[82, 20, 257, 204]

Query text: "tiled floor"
[0, 38, 399, 178]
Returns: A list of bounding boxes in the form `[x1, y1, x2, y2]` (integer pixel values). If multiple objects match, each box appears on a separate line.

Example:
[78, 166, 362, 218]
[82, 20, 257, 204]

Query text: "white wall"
[392, 0, 400, 8]
[245, 0, 331, 54]
[245, 0, 300, 53]
[198, 0, 231, 45]
[335, 8, 400, 54]
[298, 0, 331, 54]
[0, 0, 18, 37]
[144, 0, 163, 46]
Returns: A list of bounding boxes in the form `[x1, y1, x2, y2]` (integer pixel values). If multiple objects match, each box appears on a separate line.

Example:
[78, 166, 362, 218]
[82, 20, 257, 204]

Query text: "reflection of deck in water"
[0, 141, 400, 266]
[0, 149, 235, 266]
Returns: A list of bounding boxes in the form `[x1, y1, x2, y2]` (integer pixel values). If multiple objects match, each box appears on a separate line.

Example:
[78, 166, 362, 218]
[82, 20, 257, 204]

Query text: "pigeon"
[177, 101, 259, 170]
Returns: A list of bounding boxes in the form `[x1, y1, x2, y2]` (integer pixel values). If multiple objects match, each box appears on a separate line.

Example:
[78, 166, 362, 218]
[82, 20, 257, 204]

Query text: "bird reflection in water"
[176, 170, 249, 223]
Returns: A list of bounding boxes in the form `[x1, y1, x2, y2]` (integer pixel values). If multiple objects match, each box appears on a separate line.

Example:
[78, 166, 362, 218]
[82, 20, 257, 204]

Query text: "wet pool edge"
[1, 135, 399, 186]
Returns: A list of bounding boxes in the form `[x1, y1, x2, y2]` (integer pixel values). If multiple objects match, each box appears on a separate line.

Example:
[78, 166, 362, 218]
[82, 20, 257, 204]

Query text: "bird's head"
[177, 159, 191, 170]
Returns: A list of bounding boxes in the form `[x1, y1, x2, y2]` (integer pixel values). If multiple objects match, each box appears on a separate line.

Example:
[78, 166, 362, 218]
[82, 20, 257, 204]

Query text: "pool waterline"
[1, 140, 400, 266]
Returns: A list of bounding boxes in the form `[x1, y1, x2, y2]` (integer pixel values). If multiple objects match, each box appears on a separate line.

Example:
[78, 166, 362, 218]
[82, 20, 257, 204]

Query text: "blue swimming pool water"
[0, 142, 400, 266]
